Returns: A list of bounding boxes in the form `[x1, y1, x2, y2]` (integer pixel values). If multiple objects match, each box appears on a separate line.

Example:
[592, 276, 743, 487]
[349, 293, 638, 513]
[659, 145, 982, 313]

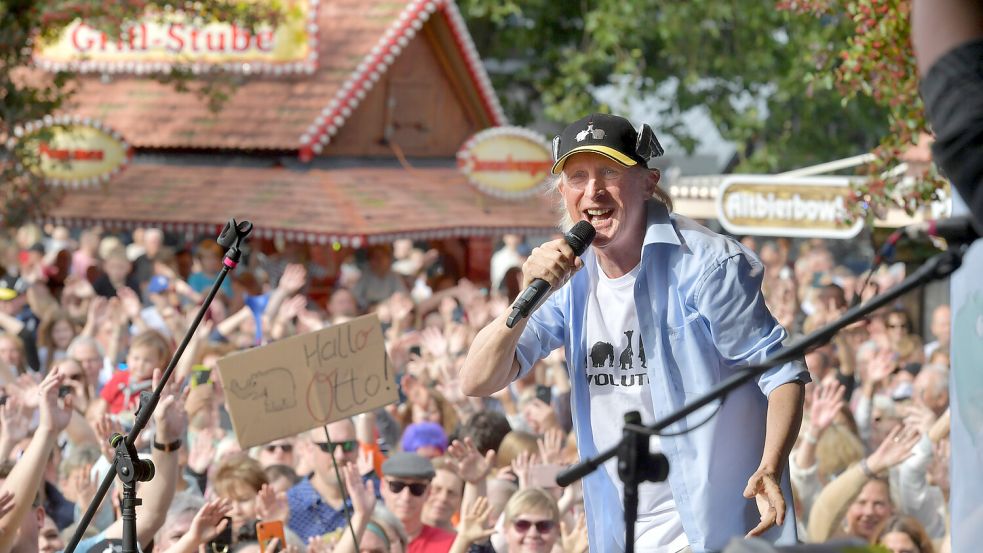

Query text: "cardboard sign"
[217, 313, 397, 448]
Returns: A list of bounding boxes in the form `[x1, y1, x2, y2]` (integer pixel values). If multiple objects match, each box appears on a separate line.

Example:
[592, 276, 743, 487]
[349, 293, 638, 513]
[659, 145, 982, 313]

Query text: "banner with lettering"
[716, 175, 865, 239]
[217, 314, 398, 448]
[33, 0, 318, 75]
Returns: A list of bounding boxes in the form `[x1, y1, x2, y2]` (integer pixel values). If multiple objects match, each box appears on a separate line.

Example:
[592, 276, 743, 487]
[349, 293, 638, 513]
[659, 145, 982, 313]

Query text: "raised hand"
[38, 367, 73, 433]
[456, 496, 495, 544]
[117, 287, 143, 321]
[420, 326, 449, 358]
[187, 429, 218, 474]
[900, 403, 937, 437]
[190, 498, 232, 544]
[510, 450, 539, 490]
[66, 464, 97, 507]
[277, 294, 307, 322]
[341, 462, 376, 515]
[355, 446, 375, 477]
[434, 362, 466, 407]
[306, 534, 338, 553]
[522, 398, 558, 434]
[537, 427, 566, 465]
[152, 369, 189, 443]
[808, 380, 846, 434]
[866, 424, 922, 474]
[93, 413, 125, 461]
[278, 264, 308, 294]
[255, 483, 290, 522]
[0, 489, 15, 519]
[560, 512, 589, 553]
[0, 395, 33, 446]
[12, 373, 41, 409]
[445, 437, 494, 484]
[866, 349, 898, 385]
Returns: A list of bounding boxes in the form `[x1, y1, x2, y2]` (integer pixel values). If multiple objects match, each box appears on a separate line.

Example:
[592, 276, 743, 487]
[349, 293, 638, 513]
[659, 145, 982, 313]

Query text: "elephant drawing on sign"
[229, 367, 296, 412]
[590, 342, 614, 368]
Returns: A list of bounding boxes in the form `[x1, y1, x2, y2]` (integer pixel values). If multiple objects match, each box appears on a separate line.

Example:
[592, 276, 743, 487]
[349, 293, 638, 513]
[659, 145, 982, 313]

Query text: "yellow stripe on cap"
[550, 145, 638, 174]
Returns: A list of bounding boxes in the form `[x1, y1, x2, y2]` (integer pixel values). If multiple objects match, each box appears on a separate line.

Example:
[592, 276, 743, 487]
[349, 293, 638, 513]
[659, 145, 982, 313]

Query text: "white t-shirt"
[586, 258, 688, 553]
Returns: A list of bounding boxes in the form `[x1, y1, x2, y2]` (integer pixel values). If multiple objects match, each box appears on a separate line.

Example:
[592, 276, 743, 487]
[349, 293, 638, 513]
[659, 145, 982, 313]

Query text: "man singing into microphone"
[460, 114, 808, 553]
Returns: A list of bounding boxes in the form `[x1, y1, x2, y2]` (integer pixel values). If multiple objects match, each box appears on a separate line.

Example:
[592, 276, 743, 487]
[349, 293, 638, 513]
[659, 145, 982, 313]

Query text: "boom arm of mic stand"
[65, 219, 253, 553]
[556, 245, 966, 489]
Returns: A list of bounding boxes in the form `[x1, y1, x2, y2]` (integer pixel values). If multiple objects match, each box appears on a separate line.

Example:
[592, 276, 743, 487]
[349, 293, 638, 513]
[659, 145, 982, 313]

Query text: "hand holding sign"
[218, 314, 398, 449]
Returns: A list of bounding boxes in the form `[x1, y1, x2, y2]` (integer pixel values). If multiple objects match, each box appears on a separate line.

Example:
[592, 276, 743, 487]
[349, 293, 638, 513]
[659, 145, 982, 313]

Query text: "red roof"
[45, 164, 558, 245]
[58, 0, 504, 152]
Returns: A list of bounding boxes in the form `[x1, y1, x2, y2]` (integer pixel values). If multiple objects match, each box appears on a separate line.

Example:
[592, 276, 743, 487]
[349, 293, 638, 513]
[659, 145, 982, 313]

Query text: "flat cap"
[381, 452, 435, 480]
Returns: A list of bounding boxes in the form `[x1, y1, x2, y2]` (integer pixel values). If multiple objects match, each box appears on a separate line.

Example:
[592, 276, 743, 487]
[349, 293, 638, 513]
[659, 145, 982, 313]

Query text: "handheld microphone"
[902, 215, 980, 244]
[506, 221, 595, 329]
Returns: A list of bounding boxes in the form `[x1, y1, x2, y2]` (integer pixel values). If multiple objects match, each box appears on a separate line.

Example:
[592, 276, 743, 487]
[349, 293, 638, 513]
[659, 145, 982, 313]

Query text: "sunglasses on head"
[387, 480, 428, 496]
[315, 440, 357, 454]
[512, 519, 555, 533]
[264, 443, 293, 453]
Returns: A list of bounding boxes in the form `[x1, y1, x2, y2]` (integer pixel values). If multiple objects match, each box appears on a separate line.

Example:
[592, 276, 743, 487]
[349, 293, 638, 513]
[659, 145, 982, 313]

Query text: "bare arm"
[913, 0, 983, 76]
[0, 370, 73, 552]
[459, 310, 524, 397]
[760, 381, 805, 475]
[101, 381, 187, 548]
[744, 381, 805, 537]
[461, 237, 579, 397]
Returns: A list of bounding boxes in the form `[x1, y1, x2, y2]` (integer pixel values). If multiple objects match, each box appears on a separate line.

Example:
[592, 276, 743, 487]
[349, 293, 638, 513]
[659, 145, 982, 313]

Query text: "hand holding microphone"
[507, 221, 595, 328]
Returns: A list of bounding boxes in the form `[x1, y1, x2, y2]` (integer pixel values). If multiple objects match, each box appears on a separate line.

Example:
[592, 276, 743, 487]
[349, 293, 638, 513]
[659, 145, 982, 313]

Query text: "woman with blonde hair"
[502, 488, 562, 553]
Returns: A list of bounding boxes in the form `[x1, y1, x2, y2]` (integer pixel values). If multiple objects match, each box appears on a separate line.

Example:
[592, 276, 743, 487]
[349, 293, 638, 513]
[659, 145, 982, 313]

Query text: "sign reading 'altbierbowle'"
[218, 314, 398, 449]
[716, 176, 864, 239]
[33, 0, 317, 74]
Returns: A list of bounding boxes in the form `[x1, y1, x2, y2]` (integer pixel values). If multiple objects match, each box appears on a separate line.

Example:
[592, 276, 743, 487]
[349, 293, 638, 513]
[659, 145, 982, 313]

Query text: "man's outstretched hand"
[743, 468, 785, 538]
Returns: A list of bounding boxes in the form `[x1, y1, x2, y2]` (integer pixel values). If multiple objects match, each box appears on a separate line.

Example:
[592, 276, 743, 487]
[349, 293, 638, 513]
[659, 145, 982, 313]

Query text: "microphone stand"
[556, 243, 969, 552]
[65, 219, 253, 553]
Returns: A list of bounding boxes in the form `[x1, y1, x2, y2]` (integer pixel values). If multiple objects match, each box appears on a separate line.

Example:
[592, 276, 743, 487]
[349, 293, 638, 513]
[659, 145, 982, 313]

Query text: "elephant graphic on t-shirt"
[589, 342, 615, 367]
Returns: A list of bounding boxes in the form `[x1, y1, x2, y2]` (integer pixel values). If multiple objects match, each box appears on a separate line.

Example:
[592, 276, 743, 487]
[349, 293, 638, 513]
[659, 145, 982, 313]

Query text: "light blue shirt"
[515, 200, 809, 553]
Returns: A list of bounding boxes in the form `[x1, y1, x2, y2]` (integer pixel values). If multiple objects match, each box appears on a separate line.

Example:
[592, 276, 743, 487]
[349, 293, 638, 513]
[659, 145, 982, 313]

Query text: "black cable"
[323, 426, 360, 551]
[652, 398, 724, 438]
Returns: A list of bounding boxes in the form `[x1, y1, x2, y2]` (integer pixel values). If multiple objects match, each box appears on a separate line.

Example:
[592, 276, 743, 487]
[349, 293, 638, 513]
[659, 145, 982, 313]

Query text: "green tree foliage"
[459, 0, 942, 219]
[779, 0, 946, 218]
[459, 0, 891, 174]
[0, 0, 281, 227]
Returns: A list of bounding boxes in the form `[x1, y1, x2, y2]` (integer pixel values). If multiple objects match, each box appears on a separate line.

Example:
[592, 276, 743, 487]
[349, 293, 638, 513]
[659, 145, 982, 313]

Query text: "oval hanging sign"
[716, 175, 864, 239]
[10, 116, 132, 187]
[457, 126, 553, 200]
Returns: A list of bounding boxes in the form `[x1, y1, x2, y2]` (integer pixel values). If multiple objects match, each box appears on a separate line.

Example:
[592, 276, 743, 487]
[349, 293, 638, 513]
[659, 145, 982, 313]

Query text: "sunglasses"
[387, 480, 428, 497]
[315, 440, 357, 454]
[64, 373, 85, 382]
[886, 323, 907, 329]
[264, 444, 293, 453]
[512, 519, 556, 534]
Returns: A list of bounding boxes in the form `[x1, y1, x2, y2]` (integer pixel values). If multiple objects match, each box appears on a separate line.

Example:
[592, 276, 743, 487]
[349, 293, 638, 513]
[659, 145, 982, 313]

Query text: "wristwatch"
[153, 439, 182, 452]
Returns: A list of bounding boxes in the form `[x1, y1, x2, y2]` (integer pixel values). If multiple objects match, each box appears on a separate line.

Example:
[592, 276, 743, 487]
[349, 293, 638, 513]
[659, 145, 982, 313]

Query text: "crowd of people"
[0, 216, 951, 553]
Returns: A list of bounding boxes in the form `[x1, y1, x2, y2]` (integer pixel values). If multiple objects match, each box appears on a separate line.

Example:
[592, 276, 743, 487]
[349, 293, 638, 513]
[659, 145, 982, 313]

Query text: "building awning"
[45, 163, 559, 246]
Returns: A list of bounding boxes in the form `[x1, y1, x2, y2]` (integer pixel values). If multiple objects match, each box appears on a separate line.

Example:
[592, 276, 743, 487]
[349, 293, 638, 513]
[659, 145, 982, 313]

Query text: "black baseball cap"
[551, 113, 664, 174]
